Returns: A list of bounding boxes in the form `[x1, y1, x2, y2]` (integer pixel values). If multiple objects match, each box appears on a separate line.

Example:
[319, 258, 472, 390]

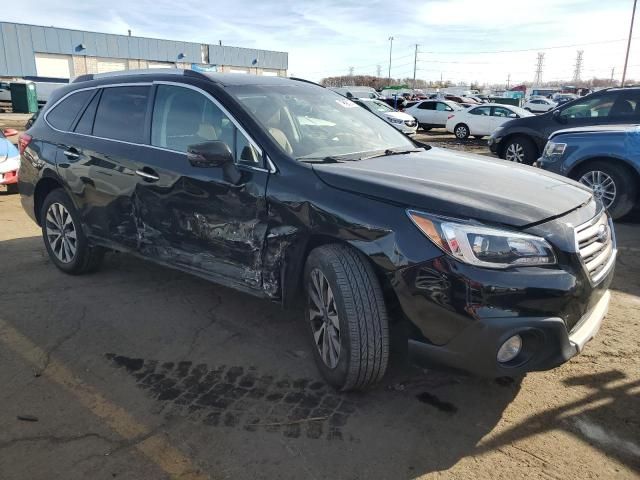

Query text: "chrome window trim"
[43, 81, 277, 174]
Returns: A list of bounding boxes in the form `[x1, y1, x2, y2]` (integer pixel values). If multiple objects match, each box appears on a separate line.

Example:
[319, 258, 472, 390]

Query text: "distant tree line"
[320, 75, 636, 91]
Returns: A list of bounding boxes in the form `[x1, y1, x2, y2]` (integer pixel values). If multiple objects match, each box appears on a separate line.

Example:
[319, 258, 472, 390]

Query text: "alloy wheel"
[45, 202, 77, 263]
[455, 125, 468, 139]
[579, 170, 617, 208]
[308, 268, 341, 369]
[505, 143, 525, 163]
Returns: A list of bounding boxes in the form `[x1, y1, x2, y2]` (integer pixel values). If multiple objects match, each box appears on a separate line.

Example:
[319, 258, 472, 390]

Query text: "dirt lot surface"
[0, 116, 638, 479]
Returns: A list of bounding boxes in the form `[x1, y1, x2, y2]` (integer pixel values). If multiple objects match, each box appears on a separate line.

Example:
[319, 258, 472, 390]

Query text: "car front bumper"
[407, 288, 610, 377]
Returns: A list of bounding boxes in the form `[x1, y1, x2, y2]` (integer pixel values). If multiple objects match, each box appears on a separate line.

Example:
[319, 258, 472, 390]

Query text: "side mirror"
[187, 141, 233, 168]
[552, 109, 567, 124]
[2, 128, 18, 137]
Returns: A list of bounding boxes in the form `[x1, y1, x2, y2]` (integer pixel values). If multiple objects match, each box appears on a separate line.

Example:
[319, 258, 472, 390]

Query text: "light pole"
[388, 36, 394, 84]
[622, 0, 637, 87]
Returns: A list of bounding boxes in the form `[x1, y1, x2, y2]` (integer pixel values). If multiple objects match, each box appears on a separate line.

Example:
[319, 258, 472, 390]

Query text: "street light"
[388, 36, 394, 84]
[622, 0, 637, 87]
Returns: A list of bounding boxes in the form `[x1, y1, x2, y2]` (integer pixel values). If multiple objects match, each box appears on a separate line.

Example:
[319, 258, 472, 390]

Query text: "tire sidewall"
[304, 251, 353, 389]
[40, 189, 89, 273]
[455, 124, 469, 139]
[575, 163, 636, 219]
[505, 137, 535, 164]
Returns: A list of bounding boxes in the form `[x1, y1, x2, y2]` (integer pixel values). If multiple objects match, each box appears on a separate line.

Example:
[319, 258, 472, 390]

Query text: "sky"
[3, 0, 640, 85]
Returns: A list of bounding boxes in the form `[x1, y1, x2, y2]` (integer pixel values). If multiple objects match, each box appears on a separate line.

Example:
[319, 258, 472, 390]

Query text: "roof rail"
[289, 77, 325, 88]
[72, 68, 212, 83]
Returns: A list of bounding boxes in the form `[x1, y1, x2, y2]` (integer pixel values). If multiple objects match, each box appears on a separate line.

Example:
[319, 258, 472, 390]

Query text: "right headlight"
[542, 141, 566, 160]
[408, 211, 557, 269]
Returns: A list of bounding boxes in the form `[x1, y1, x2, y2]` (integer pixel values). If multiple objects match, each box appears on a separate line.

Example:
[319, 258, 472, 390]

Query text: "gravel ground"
[0, 116, 638, 479]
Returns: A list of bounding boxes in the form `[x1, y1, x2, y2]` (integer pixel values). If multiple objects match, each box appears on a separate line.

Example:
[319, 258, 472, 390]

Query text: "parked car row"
[0, 128, 20, 193]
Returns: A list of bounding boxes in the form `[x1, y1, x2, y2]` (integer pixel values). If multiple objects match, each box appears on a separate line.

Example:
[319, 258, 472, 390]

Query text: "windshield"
[368, 100, 396, 113]
[228, 84, 415, 160]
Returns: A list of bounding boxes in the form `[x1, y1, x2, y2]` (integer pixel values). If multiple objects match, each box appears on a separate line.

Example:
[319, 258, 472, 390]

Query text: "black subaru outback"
[18, 70, 615, 390]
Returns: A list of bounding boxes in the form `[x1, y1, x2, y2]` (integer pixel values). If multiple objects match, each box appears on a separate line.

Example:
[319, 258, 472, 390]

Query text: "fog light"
[497, 335, 522, 363]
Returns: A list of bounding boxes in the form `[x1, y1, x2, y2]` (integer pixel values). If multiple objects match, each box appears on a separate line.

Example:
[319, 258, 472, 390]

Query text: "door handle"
[135, 168, 160, 182]
[63, 148, 80, 159]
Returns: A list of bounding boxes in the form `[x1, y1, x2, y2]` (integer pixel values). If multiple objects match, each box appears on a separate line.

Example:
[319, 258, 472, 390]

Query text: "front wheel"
[40, 189, 104, 274]
[574, 162, 637, 219]
[304, 244, 389, 391]
[503, 136, 537, 164]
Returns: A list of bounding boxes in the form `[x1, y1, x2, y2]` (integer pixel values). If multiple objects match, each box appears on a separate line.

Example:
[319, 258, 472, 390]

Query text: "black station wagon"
[18, 70, 615, 390]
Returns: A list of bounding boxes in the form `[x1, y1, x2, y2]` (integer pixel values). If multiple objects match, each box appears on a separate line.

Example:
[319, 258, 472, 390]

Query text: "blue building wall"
[0, 22, 288, 77]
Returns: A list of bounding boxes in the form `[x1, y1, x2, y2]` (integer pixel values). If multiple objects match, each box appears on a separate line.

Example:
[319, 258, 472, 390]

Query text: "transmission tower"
[348, 66, 354, 76]
[376, 64, 382, 77]
[533, 52, 545, 85]
[573, 50, 584, 82]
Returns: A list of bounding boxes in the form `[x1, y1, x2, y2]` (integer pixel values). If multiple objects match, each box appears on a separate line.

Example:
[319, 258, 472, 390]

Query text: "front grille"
[575, 212, 615, 283]
[405, 120, 417, 127]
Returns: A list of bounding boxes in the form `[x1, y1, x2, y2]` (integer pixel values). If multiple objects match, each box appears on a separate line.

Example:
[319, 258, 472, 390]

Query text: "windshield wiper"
[298, 156, 343, 164]
[362, 148, 424, 160]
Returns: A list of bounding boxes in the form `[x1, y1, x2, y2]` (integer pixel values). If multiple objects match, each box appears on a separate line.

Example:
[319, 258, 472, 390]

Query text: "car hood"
[384, 111, 414, 121]
[312, 147, 593, 227]
[0, 138, 19, 162]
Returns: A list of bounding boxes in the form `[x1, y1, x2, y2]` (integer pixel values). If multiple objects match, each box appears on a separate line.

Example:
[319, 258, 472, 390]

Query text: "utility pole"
[533, 52, 545, 86]
[622, 0, 637, 86]
[611, 67, 616, 86]
[573, 50, 584, 82]
[506, 73, 511, 89]
[387, 36, 394, 84]
[412, 44, 419, 89]
[376, 64, 382, 78]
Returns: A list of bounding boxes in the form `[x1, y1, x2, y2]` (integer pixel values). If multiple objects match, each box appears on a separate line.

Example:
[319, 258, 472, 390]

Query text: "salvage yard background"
[0, 114, 638, 479]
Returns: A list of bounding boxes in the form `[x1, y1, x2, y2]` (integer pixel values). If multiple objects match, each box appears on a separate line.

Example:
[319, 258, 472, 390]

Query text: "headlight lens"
[408, 211, 557, 268]
[543, 141, 566, 159]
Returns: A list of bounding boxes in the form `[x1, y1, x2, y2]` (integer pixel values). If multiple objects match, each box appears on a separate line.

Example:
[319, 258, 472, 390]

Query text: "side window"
[493, 106, 517, 118]
[151, 84, 261, 166]
[74, 90, 101, 135]
[560, 93, 617, 119]
[470, 106, 491, 116]
[418, 101, 435, 110]
[609, 91, 640, 118]
[436, 102, 450, 111]
[46, 90, 93, 131]
[93, 86, 150, 143]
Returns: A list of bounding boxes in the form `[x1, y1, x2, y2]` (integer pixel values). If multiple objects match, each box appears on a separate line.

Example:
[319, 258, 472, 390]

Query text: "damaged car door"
[135, 83, 270, 292]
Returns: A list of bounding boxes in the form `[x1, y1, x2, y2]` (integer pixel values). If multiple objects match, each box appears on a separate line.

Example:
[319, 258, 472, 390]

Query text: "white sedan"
[404, 99, 463, 130]
[523, 98, 557, 113]
[352, 98, 418, 135]
[445, 103, 533, 139]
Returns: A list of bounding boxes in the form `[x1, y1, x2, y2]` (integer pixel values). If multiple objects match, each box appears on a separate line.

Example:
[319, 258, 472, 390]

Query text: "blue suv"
[538, 124, 640, 219]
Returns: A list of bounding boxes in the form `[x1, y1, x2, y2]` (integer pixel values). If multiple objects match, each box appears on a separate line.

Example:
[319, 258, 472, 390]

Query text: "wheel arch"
[567, 156, 640, 186]
[33, 172, 66, 225]
[499, 132, 540, 158]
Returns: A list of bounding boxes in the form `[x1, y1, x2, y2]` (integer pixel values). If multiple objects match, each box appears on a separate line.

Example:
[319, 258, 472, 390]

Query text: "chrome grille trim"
[574, 212, 616, 284]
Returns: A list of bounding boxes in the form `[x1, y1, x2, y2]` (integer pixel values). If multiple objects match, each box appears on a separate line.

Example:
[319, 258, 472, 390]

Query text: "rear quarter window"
[93, 86, 150, 143]
[46, 90, 93, 131]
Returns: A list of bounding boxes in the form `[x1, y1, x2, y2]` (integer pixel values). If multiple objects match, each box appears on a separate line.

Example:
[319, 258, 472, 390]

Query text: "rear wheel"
[304, 244, 389, 391]
[503, 136, 537, 165]
[454, 123, 470, 139]
[419, 124, 432, 131]
[573, 161, 637, 219]
[40, 189, 104, 274]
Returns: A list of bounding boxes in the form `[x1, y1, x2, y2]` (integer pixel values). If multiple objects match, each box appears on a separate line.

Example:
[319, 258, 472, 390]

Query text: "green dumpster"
[10, 82, 38, 113]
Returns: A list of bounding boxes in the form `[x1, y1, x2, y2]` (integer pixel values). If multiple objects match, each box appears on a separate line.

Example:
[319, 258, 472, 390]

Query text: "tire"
[572, 161, 637, 219]
[473, 135, 484, 140]
[6, 184, 18, 194]
[503, 136, 537, 165]
[304, 244, 389, 391]
[419, 124, 432, 131]
[40, 189, 104, 274]
[454, 123, 470, 139]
